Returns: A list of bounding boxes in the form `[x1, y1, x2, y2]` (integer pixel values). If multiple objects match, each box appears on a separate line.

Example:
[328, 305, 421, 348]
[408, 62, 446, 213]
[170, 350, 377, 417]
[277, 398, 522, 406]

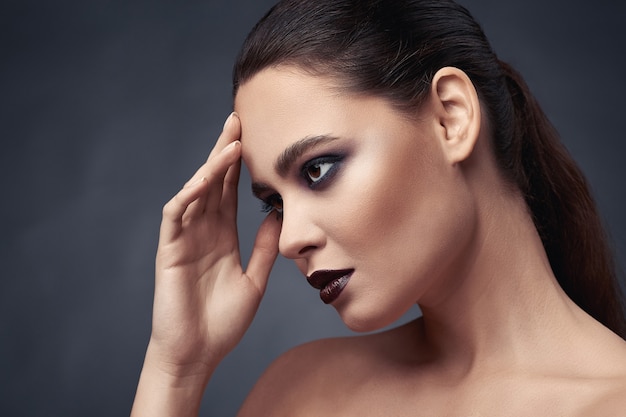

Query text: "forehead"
[235, 68, 340, 164]
[234, 67, 392, 178]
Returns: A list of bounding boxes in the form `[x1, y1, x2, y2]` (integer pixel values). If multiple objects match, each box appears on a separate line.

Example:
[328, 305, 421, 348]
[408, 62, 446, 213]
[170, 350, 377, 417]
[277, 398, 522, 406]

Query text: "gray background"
[1, 0, 625, 415]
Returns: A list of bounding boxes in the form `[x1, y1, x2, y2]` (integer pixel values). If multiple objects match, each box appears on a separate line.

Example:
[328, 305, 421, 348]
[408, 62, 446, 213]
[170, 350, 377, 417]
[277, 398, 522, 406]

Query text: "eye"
[260, 194, 283, 214]
[305, 162, 333, 183]
[301, 155, 343, 187]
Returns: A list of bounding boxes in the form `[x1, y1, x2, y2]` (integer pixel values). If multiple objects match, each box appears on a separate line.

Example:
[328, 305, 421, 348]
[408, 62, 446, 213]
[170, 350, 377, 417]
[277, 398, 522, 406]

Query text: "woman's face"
[235, 67, 477, 332]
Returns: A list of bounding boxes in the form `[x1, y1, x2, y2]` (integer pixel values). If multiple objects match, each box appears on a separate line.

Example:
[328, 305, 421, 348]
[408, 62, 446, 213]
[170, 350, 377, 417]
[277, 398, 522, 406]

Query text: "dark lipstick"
[306, 269, 354, 304]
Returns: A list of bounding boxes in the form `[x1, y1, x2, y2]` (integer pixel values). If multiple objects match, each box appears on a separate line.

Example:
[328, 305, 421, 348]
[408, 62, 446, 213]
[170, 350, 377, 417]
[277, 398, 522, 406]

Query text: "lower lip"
[319, 273, 352, 304]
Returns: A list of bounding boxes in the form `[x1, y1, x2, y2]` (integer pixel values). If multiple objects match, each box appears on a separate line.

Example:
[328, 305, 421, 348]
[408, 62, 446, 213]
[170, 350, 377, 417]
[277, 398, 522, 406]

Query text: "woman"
[132, 0, 626, 415]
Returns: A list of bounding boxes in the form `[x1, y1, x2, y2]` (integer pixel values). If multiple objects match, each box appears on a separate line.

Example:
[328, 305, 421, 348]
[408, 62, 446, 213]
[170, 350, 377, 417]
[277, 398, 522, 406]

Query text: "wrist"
[149, 340, 217, 376]
[131, 344, 217, 417]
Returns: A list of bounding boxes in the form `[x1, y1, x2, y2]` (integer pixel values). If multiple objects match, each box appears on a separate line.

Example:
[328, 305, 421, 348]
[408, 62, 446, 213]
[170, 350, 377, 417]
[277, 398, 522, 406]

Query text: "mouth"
[306, 269, 354, 304]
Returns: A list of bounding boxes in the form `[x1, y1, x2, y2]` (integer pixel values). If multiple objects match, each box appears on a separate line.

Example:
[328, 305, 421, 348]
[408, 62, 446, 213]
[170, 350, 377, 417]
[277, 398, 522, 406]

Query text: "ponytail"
[499, 60, 626, 338]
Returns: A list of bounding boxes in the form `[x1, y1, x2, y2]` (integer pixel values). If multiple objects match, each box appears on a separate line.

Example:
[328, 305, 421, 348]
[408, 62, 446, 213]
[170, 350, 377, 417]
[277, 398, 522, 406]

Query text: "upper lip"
[307, 269, 354, 290]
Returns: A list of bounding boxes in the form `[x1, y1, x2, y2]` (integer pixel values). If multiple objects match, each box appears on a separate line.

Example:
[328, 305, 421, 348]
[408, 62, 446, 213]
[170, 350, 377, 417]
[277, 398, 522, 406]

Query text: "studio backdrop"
[1, 0, 624, 416]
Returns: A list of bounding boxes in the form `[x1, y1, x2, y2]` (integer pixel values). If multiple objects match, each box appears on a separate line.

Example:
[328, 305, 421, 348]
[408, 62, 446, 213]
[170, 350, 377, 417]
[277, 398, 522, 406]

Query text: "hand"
[147, 113, 281, 379]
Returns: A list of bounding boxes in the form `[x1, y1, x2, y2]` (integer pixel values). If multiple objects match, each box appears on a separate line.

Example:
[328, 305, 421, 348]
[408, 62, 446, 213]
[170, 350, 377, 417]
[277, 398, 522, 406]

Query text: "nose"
[278, 198, 324, 260]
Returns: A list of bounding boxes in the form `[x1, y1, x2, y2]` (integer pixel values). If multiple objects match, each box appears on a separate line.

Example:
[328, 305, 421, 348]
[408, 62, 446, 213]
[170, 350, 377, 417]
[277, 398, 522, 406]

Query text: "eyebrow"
[275, 134, 339, 176]
[250, 134, 339, 199]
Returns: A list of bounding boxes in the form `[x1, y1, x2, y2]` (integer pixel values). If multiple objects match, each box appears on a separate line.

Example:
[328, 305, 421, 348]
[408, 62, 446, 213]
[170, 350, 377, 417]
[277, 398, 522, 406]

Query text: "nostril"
[298, 245, 317, 256]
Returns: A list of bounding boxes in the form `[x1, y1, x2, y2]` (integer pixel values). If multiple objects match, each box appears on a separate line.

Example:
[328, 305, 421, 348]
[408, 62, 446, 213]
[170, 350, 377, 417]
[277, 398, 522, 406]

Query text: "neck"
[416, 185, 598, 379]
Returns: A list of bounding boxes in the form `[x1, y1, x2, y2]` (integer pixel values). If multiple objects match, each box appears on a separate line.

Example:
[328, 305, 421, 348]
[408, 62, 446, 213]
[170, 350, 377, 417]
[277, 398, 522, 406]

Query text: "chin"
[336, 300, 411, 333]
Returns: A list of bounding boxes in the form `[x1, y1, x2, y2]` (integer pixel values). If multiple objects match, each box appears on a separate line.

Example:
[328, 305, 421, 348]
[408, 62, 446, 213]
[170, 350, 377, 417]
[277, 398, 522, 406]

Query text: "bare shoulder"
[574, 331, 626, 417]
[596, 383, 626, 415]
[236, 337, 361, 417]
[575, 377, 626, 417]
[236, 319, 423, 417]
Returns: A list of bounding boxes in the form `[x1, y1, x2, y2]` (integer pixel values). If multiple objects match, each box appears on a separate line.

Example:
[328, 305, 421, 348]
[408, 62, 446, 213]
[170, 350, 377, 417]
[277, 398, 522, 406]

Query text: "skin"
[239, 67, 480, 333]
[131, 66, 626, 416]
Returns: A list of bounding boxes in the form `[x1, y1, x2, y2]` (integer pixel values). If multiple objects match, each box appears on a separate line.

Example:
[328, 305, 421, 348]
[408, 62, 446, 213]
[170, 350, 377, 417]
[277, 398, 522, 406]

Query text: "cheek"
[326, 151, 423, 257]
[331, 140, 475, 275]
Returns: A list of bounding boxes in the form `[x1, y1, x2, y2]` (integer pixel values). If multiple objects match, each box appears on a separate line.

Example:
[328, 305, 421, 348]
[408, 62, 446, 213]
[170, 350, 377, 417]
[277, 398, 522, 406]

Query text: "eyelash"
[260, 154, 345, 214]
[301, 155, 343, 188]
[261, 194, 283, 214]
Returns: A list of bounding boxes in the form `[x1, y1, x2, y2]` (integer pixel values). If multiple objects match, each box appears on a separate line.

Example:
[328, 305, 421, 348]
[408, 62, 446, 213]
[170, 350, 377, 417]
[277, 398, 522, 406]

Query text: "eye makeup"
[253, 147, 348, 215]
[260, 193, 283, 214]
[300, 154, 344, 188]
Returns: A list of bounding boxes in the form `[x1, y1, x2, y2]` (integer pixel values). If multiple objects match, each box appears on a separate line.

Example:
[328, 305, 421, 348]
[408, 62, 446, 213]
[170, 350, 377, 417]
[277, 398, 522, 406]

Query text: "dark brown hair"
[233, 0, 626, 337]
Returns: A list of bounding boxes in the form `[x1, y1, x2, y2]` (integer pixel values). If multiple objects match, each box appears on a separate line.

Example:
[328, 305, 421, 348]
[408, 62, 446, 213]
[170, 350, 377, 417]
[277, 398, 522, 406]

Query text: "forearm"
[131, 345, 216, 417]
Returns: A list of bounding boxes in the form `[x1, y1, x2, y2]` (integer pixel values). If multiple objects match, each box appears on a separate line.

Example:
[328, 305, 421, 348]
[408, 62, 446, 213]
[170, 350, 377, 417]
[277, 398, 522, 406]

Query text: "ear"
[430, 67, 481, 165]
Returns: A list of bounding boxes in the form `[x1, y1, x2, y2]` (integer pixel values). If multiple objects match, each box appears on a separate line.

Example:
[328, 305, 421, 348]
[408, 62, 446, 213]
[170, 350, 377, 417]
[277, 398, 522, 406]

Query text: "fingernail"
[188, 177, 207, 188]
[223, 140, 240, 152]
[223, 112, 234, 131]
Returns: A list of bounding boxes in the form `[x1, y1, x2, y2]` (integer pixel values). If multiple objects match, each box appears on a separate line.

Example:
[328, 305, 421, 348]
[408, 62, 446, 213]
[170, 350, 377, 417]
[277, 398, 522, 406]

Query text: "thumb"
[245, 213, 281, 295]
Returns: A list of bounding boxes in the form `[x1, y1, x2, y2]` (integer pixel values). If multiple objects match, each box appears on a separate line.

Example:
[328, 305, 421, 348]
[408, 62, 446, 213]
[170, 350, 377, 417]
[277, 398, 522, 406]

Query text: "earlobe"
[430, 67, 481, 165]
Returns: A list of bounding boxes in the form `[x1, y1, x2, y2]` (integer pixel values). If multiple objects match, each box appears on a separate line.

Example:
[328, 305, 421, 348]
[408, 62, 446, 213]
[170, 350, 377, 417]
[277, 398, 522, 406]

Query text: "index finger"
[208, 112, 241, 160]
[184, 112, 241, 188]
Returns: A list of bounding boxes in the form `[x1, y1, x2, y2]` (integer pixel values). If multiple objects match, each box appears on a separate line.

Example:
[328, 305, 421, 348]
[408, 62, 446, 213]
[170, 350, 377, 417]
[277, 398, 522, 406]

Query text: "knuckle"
[162, 197, 180, 219]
